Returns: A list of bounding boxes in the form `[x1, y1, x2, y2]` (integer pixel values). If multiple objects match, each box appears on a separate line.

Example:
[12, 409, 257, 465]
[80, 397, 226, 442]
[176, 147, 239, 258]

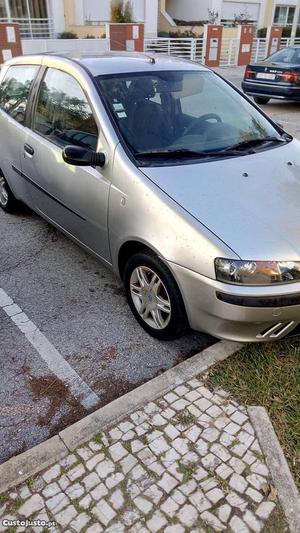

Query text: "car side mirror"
[62, 145, 106, 167]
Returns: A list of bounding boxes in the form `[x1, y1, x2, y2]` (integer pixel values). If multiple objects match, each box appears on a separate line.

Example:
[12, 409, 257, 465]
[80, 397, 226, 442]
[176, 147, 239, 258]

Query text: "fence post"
[167, 39, 170, 55]
[228, 39, 233, 65]
[255, 38, 259, 62]
[191, 38, 196, 61]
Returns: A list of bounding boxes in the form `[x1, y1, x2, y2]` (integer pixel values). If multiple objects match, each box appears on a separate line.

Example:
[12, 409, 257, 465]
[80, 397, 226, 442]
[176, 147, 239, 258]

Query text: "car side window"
[33, 68, 98, 151]
[0, 65, 38, 125]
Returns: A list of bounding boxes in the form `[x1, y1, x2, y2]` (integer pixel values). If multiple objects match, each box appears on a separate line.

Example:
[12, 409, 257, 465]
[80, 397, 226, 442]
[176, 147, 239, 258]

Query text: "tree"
[207, 9, 219, 24]
[111, 0, 133, 23]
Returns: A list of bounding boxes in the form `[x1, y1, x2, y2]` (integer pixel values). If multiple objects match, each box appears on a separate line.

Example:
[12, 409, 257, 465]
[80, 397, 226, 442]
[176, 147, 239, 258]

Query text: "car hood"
[141, 140, 300, 261]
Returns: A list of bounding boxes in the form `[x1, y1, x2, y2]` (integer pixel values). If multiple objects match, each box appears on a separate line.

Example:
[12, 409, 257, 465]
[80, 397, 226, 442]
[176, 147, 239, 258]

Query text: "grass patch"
[207, 339, 300, 489]
[177, 461, 197, 483]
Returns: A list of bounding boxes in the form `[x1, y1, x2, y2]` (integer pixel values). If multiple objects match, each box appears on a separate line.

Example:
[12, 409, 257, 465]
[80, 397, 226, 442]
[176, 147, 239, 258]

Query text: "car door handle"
[24, 144, 34, 156]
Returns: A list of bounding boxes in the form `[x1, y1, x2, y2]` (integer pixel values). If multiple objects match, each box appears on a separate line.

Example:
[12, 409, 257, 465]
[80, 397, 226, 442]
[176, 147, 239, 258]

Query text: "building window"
[274, 6, 296, 26]
[0, 0, 48, 19]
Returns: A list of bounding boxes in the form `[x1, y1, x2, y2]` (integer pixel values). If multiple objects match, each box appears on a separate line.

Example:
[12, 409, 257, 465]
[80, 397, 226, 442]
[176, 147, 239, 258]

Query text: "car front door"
[22, 66, 111, 262]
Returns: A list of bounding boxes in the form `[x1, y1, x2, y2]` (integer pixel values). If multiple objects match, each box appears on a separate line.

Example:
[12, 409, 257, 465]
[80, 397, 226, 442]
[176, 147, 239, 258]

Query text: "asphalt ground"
[1, 65, 299, 464]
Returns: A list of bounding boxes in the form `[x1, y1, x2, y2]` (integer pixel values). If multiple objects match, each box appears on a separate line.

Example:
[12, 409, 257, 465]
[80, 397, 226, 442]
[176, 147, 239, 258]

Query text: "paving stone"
[89, 441, 103, 452]
[18, 485, 31, 499]
[229, 473, 248, 494]
[180, 478, 198, 495]
[161, 496, 179, 517]
[58, 474, 71, 490]
[256, 501, 276, 520]
[118, 420, 134, 432]
[79, 494, 92, 510]
[246, 473, 267, 491]
[90, 483, 108, 500]
[158, 472, 179, 493]
[172, 399, 189, 411]
[120, 453, 138, 474]
[194, 465, 208, 481]
[243, 451, 257, 465]
[110, 488, 125, 510]
[134, 495, 153, 514]
[238, 430, 255, 448]
[161, 447, 180, 466]
[197, 386, 213, 399]
[96, 459, 115, 479]
[18, 494, 44, 517]
[106, 472, 125, 489]
[70, 512, 90, 532]
[206, 405, 223, 418]
[77, 447, 93, 461]
[131, 439, 145, 453]
[165, 423, 180, 440]
[185, 425, 201, 442]
[86, 454, 105, 471]
[122, 509, 141, 526]
[144, 402, 160, 415]
[206, 487, 225, 504]
[46, 492, 70, 514]
[162, 407, 176, 419]
[194, 398, 212, 411]
[226, 492, 247, 511]
[195, 439, 209, 456]
[65, 482, 85, 500]
[229, 457, 246, 474]
[42, 482, 60, 498]
[187, 404, 202, 417]
[217, 503, 231, 523]
[231, 411, 248, 425]
[144, 485, 164, 505]
[178, 503, 198, 527]
[202, 427, 220, 443]
[215, 416, 231, 430]
[245, 486, 264, 503]
[93, 500, 117, 526]
[43, 464, 61, 483]
[190, 489, 211, 512]
[86, 525, 103, 533]
[147, 460, 164, 477]
[243, 509, 263, 532]
[147, 510, 167, 532]
[122, 430, 135, 441]
[211, 442, 231, 462]
[201, 510, 225, 531]
[149, 435, 170, 455]
[172, 488, 187, 505]
[82, 472, 100, 491]
[224, 422, 240, 435]
[164, 526, 185, 533]
[202, 452, 221, 470]
[109, 442, 128, 461]
[164, 392, 179, 403]
[185, 390, 201, 402]
[138, 447, 157, 465]
[172, 437, 189, 455]
[250, 460, 269, 477]
[67, 464, 85, 482]
[230, 515, 250, 533]
[55, 504, 77, 527]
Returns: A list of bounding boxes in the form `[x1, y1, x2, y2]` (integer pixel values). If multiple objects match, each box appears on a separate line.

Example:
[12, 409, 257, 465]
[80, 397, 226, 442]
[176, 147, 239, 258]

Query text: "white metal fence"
[20, 35, 300, 65]
[0, 18, 54, 39]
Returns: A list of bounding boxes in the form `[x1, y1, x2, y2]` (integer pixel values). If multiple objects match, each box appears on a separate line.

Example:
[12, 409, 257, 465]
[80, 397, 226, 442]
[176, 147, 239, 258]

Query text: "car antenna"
[144, 53, 156, 64]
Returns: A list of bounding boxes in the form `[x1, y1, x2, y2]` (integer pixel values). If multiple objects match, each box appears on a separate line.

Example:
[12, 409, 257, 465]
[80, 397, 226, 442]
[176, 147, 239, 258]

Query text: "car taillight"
[281, 71, 299, 83]
[244, 67, 254, 79]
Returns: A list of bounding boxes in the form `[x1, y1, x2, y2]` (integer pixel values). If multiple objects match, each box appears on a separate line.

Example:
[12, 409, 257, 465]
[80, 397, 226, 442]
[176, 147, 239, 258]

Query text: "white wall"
[48, 0, 65, 35]
[166, 0, 211, 21]
[21, 38, 110, 55]
[221, 1, 261, 21]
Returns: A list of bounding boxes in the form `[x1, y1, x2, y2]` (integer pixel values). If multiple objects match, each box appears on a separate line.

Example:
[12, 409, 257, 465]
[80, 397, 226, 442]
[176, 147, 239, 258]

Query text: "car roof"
[6, 51, 210, 76]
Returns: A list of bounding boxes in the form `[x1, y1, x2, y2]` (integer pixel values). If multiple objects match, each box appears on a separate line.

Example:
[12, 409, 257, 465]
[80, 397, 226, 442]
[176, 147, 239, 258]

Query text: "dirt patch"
[92, 375, 136, 408]
[26, 374, 87, 428]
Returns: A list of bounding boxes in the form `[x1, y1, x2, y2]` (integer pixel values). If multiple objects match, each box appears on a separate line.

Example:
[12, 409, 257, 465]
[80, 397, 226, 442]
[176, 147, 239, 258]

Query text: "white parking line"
[0, 288, 99, 409]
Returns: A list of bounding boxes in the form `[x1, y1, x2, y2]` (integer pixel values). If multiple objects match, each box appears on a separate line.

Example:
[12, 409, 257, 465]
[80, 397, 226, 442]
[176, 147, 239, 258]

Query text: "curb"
[249, 406, 300, 533]
[0, 339, 241, 494]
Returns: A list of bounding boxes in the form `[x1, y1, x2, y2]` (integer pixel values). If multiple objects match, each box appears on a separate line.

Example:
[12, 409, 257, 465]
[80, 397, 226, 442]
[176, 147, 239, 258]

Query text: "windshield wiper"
[134, 148, 209, 158]
[218, 136, 286, 154]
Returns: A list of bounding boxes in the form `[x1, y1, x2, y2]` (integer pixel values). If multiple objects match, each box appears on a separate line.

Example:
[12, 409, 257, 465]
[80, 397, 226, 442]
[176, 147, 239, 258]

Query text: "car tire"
[124, 250, 188, 340]
[0, 175, 19, 213]
[254, 96, 270, 105]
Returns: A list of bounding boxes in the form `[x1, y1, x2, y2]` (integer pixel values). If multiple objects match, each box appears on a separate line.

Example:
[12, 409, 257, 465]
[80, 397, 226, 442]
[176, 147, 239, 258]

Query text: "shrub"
[85, 34, 96, 38]
[111, 0, 133, 23]
[58, 31, 78, 39]
[282, 26, 292, 37]
[257, 27, 267, 38]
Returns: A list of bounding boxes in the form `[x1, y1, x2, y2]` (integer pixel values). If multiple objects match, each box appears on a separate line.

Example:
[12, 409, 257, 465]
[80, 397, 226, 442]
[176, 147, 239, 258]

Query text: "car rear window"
[0, 65, 38, 125]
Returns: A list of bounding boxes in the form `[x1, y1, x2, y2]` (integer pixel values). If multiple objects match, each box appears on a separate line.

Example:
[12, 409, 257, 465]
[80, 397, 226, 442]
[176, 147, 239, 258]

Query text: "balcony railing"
[0, 18, 54, 39]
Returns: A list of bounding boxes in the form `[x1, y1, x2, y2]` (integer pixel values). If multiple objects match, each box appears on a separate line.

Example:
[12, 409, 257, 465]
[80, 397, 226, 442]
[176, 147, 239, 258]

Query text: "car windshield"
[97, 70, 283, 163]
[267, 47, 300, 64]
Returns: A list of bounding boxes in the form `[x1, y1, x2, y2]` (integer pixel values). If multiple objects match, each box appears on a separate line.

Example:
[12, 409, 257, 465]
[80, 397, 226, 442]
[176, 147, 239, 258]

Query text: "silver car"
[1, 52, 300, 343]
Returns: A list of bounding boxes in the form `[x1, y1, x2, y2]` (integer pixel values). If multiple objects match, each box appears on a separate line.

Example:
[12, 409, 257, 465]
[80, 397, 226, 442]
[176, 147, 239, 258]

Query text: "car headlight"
[215, 258, 300, 285]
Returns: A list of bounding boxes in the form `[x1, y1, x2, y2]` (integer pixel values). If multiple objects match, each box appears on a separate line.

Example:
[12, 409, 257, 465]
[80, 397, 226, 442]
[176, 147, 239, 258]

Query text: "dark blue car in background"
[242, 46, 300, 104]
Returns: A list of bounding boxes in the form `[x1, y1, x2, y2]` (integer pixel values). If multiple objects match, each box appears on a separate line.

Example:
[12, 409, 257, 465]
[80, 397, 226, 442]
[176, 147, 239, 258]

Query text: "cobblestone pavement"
[0, 376, 280, 532]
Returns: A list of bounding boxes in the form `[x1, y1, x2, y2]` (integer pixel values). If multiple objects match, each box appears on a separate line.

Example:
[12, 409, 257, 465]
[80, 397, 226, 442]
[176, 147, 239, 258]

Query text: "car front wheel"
[0, 176, 19, 213]
[254, 96, 270, 105]
[124, 250, 188, 340]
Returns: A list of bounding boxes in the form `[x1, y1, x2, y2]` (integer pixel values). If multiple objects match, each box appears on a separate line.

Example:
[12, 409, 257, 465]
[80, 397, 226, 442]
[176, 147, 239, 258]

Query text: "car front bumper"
[169, 261, 300, 342]
[242, 80, 300, 101]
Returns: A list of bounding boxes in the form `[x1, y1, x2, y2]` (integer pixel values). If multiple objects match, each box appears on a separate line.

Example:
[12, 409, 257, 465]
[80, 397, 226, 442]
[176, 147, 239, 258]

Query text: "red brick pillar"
[237, 25, 255, 66]
[0, 23, 22, 63]
[203, 25, 223, 67]
[108, 23, 144, 52]
[266, 26, 283, 56]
